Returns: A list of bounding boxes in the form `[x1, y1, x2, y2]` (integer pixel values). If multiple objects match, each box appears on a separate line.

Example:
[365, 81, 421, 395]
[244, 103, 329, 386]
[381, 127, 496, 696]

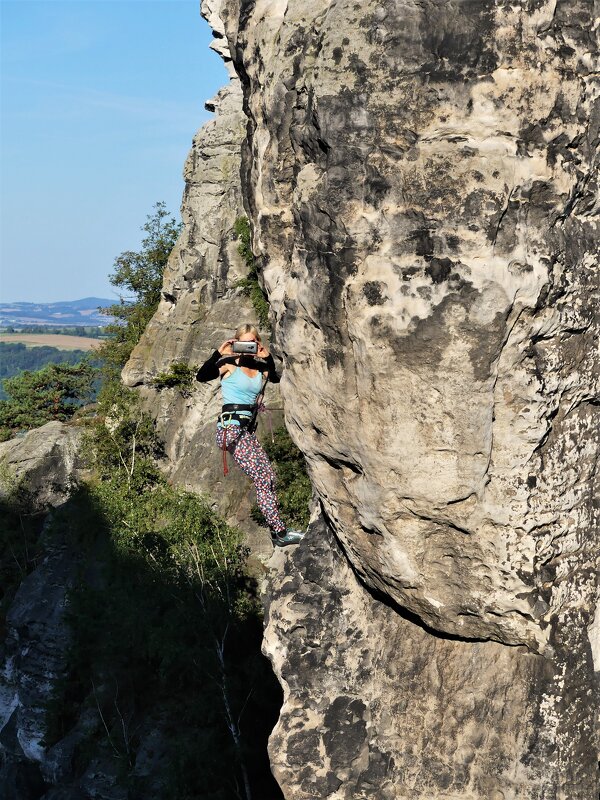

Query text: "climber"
[196, 323, 305, 548]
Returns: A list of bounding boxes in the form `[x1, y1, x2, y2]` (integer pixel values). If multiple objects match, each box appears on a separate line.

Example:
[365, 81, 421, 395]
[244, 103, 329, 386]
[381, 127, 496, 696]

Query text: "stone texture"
[220, 0, 599, 650]
[120, 45, 283, 559]
[0, 422, 82, 510]
[264, 515, 598, 799]
[201, 0, 600, 796]
[0, 522, 83, 799]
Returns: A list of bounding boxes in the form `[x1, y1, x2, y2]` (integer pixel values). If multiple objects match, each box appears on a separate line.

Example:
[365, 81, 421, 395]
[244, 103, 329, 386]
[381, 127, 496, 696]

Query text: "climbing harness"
[218, 405, 252, 476]
[218, 362, 270, 476]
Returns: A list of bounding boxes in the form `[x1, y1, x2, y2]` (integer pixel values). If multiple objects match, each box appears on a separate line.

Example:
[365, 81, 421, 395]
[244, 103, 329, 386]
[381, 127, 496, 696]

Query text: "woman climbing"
[196, 324, 305, 547]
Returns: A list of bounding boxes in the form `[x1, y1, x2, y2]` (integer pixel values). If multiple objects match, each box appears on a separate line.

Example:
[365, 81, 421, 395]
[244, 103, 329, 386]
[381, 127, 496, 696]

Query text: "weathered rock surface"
[198, 0, 600, 796]
[121, 51, 283, 558]
[0, 521, 84, 799]
[0, 422, 82, 510]
[221, 0, 599, 648]
[265, 515, 597, 798]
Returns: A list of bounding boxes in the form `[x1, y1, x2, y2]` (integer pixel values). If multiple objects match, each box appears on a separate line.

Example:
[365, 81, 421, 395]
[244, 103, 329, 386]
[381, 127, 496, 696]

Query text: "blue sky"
[1, 0, 228, 302]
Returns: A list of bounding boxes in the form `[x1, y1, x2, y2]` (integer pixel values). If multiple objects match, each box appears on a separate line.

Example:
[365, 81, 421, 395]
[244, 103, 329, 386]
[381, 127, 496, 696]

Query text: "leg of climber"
[229, 429, 305, 547]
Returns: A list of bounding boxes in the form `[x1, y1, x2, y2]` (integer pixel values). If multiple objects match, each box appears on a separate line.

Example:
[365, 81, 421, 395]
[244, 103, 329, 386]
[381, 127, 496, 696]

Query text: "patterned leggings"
[216, 425, 286, 534]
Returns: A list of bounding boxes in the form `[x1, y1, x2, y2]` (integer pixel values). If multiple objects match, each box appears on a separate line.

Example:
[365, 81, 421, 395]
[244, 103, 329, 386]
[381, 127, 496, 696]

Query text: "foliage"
[98, 202, 181, 371]
[0, 361, 97, 441]
[83, 380, 163, 490]
[0, 326, 109, 337]
[251, 425, 312, 530]
[0, 342, 103, 403]
[43, 382, 282, 798]
[152, 361, 196, 395]
[234, 217, 271, 330]
[0, 343, 95, 401]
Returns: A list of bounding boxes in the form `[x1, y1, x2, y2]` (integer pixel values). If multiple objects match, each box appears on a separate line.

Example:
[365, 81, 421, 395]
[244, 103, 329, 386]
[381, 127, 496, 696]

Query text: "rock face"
[0, 422, 82, 510]
[0, 521, 84, 800]
[265, 515, 596, 799]
[194, 0, 599, 796]
[219, 0, 599, 647]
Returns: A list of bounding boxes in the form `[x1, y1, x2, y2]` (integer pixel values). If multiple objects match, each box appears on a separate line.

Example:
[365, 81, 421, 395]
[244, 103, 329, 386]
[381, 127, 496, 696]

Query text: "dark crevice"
[317, 504, 510, 648]
[360, 575, 498, 646]
[491, 187, 515, 246]
[403, 505, 473, 536]
[320, 452, 364, 475]
[445, 491, 477, 506]
[531, 403, 561, 455]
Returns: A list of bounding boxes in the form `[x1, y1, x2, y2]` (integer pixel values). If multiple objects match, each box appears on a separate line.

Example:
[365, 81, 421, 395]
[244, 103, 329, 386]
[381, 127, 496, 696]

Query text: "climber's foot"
[271, 529, 305, 547]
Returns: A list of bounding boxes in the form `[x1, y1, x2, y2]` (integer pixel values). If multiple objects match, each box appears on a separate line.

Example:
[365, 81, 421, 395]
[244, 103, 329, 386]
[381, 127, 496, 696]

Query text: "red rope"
[222, 429, 229, 476]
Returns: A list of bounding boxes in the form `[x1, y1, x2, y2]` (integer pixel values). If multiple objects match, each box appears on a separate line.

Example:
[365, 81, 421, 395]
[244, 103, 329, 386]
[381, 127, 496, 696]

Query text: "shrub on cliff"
[85, 379, 163, 489]
[152, 361, 196, 395]
[251, 425, 312, 529]
[234, 216, 271, 330]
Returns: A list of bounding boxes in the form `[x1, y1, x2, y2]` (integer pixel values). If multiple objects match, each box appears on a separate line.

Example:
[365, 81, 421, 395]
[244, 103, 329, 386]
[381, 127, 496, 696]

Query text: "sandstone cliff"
[126, 0, 599, 797]
[4, 0, 596, 795]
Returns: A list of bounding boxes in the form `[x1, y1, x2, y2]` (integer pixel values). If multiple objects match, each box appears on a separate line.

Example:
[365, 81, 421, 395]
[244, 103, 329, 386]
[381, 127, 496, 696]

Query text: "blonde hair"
[234, 324, 261, 342]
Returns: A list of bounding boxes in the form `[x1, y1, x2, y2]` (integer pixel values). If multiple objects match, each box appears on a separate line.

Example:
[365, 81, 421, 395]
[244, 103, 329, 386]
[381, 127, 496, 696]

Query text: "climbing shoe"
[271, 529, 305, 547]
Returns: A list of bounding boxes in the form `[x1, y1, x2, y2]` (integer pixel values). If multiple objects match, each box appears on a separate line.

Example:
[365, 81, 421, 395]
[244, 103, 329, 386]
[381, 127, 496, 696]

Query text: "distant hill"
[0, 298, 116, 327]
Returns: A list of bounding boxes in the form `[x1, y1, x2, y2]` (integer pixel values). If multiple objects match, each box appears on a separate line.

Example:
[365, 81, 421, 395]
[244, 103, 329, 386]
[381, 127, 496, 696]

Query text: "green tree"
[0, 362, 96, 440]
[99, 202, 181, 371]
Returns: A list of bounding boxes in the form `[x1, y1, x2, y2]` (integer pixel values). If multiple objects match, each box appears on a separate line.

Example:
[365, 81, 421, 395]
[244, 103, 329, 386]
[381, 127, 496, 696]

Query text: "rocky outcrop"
[0, 520, 84, 800]
[0, 425, 93, 799]
[265, 515, 596, 799]
[199, 0, 599, 796]
[0, 422, 82, 510]
[0, 515, 175, 800]
[220, 0, 599, 646]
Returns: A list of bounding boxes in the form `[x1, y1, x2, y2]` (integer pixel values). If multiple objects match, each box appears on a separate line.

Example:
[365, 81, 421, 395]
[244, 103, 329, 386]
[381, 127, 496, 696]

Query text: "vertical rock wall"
[265, 517, 592, 799]
[206, 0, 599, 796]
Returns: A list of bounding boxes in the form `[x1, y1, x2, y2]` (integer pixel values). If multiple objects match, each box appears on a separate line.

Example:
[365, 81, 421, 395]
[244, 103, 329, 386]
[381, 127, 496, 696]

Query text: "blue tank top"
[219, 367, 263, 426]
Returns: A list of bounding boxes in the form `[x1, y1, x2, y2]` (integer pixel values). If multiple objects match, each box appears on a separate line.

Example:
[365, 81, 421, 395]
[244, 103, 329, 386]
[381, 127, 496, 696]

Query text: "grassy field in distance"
[0, 333, 101, 351]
